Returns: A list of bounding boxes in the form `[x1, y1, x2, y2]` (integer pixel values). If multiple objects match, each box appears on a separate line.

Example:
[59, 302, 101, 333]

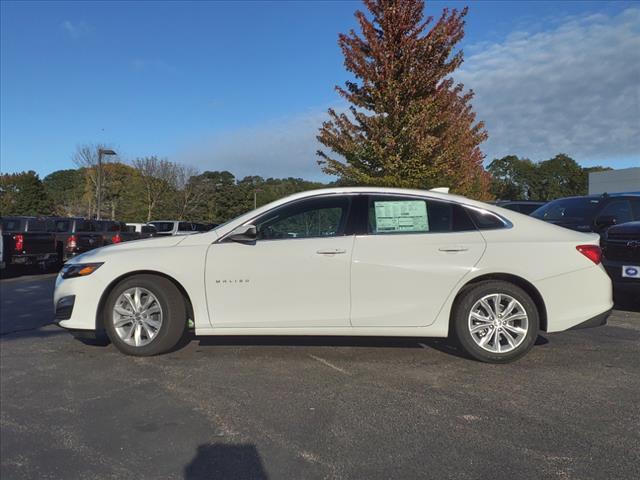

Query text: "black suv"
[531, 193, 640, 234]
[601, 221, 640, 300]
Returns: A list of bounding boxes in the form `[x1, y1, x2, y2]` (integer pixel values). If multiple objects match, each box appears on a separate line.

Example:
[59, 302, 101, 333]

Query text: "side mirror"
[594, 215, 617, 230]
[227, 224, 257, 243]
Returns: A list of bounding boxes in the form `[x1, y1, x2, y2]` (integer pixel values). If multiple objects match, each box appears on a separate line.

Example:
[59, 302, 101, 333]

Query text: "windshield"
[531, 198, 601, 224]
[150, 222, 175, 232]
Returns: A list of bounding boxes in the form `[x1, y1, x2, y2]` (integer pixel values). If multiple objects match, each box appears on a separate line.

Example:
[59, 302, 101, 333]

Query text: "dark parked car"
[0, 216, 58, 267]
[494, 200, 546, 215]
[531, 193, 640, 234]
[601, 221, 640, 299]
[50, 217, 105, 261]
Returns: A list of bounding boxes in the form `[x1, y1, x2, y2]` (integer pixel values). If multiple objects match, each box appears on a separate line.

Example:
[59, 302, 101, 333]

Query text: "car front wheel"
[452, 280, 539, 363]
[103, 274, 186, 356]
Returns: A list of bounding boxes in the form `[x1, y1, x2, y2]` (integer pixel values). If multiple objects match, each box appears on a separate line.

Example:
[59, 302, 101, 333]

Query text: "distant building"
[588, 167, 640, 194]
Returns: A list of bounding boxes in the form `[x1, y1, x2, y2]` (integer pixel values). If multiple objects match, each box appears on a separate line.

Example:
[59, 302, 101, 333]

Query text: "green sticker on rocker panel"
[374, 200, 429, 233]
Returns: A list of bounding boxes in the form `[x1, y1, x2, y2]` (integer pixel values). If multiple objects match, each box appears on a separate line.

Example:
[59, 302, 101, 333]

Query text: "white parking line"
[308, 354, 349, 375]
[418, 343, 429, 349]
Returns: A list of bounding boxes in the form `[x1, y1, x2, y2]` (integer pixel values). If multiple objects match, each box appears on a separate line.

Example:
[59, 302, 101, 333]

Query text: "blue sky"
[1, 0, 638, 181]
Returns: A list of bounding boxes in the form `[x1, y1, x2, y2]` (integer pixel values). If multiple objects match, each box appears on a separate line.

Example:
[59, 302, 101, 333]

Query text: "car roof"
[548, 193, 640, 201]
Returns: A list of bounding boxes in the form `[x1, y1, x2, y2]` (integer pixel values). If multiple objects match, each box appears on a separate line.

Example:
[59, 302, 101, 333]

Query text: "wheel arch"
[95, 270, 195, 332]
[453, 273, 548, 332]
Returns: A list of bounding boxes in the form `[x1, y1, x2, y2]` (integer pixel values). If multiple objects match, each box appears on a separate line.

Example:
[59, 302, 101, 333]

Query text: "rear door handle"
[316, 248, 347, 255]
[438, 246, 469, 253]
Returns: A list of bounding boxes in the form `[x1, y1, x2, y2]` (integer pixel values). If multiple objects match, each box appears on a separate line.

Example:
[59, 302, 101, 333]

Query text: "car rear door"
[350, 195, 486, 327]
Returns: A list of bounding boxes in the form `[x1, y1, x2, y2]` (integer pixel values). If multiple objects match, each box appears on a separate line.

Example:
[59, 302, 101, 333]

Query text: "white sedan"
[54, 187, 613, 363]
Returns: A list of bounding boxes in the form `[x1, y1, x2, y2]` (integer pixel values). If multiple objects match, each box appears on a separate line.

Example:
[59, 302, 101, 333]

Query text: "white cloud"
[61, 20, 91, 39]
[176, 108, 339, 181]
[177, 8, 640, 179]
[458, 8, 640, 167]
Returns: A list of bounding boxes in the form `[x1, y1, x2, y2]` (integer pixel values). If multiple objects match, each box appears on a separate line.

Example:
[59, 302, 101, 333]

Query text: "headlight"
[61, 262, 104, 279]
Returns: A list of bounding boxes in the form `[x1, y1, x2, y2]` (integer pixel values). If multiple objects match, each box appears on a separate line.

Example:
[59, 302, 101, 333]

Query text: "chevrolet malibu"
[54, 187, 613, 363]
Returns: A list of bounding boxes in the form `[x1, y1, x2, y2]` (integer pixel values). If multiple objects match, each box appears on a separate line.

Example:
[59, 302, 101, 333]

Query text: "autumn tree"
[72, 144, 119, 218]
[317, 0, 490, 198]
[132, 156, 177, 221]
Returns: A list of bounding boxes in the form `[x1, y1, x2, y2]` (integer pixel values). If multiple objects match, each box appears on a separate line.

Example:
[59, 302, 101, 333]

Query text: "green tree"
[43, 169, 85, 216]
[488, 154, 612, 201]
[0, 171, 53, 216]
[317, 0, 490, 198]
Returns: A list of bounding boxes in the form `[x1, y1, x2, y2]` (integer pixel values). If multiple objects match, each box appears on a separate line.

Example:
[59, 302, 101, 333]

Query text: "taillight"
[67, 235, 77, 250]
[112, 233, 122, 244]
[576, 245, 601, 265]
[14, 234, 24, 252]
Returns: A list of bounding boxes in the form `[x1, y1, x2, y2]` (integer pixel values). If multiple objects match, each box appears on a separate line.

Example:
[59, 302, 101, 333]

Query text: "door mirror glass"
[594, 215, 617, 230]
[228, 224, 257, 242]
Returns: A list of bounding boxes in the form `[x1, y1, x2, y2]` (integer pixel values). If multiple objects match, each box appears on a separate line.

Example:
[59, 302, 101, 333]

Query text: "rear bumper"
[535, 266, 613, 333]
[10, 253, 58, 265]
[568, 308, 611, 330]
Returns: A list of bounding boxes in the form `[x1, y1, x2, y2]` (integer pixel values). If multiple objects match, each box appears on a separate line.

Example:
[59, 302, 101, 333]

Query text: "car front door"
[205, 195, 354, 328]
[350, 195, 486, 327]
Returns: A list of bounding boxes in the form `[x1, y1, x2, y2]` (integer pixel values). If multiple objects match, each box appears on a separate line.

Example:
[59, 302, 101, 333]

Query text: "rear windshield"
[531, 198, 601, 224]
[26, 219, 47, 232]
[151, 222, 175, 232]
[95, 221, 121, 232]
[76, 220, 94, 232]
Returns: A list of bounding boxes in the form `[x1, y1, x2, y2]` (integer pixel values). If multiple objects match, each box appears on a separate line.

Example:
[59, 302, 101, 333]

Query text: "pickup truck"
[94, 220, 140, 245]
[149, 220, 212, 236]
[125, 223, 157, 239]
[0, 216, 58, 267]
[50, 217, 105, 261]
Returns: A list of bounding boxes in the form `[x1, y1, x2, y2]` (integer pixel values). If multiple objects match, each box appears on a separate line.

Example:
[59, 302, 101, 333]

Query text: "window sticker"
[374, 200, 429, 233]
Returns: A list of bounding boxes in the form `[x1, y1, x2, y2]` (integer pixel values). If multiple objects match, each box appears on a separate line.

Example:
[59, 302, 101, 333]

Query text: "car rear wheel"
[103, 274, 186, 356]
[452, 281, 539, 363]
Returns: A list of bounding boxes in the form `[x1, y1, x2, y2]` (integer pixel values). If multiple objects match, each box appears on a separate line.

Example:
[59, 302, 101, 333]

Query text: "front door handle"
[438, 246, 469, 253]
[316, 248, 347, 255]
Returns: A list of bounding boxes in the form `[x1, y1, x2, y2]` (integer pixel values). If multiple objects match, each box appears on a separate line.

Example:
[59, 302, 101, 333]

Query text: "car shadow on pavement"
[184, 443, 268, 480]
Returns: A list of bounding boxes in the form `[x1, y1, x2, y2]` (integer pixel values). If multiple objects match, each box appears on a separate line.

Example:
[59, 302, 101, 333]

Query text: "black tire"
[451, 280, 539, 364]
[103, 274, 187, 356]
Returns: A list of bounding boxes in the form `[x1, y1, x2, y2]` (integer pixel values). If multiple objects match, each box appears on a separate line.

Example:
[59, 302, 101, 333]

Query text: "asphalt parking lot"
[1, 272, 639, 480]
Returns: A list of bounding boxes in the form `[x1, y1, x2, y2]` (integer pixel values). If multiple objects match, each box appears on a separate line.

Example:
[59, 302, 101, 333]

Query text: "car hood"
[66, 235, 187, 264]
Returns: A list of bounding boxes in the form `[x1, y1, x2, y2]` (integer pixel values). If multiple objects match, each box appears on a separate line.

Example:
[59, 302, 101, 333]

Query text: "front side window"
[367, 196, 475, 234]
[256, 196, 350, 240]
[178, 222, 193, 231]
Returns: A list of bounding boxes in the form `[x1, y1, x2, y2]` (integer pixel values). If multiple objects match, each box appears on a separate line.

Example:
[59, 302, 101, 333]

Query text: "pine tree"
[317, 0, 491, 198]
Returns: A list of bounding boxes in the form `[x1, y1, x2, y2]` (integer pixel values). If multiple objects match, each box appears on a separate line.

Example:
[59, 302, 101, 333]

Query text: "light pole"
[96, 148, 117, 220]
[253, 188, 262, 210]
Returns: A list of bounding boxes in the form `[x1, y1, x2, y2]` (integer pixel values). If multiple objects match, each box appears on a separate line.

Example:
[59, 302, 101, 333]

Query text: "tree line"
[0, 145, 325, 222]
[0, 148, 604, 222]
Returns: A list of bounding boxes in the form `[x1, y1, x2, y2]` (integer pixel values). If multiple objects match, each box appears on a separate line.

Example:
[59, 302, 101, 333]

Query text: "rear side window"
[598, 199, 633, 224]
[367, 196, 476, 234]
[2, 219, 24, 231]
[178, 222, 192, 231]
[466, 207, 509, 230]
